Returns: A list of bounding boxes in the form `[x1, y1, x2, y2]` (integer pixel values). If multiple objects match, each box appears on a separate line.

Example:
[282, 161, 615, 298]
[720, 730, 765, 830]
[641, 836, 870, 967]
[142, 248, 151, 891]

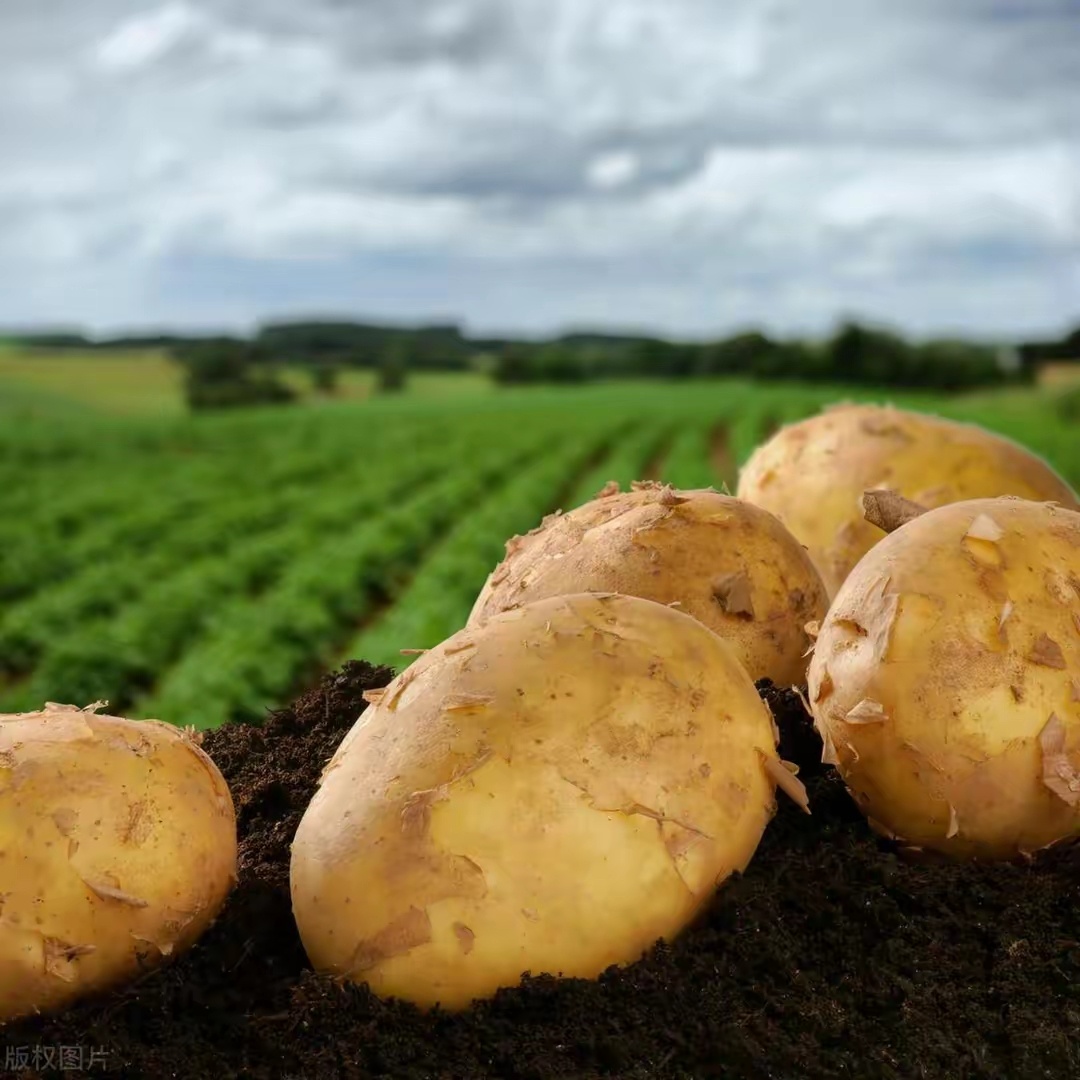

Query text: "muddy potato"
[808, 497, 1080, 860]
[468, 482, 828, 687]
[0, 704, 238, 1023]
[291, 593, 796, 1010]
[737, 404, 1079, 597]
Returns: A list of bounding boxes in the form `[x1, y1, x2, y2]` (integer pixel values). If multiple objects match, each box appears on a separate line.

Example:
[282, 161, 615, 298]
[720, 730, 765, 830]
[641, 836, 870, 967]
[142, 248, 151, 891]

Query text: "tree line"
[7, 316, 1078, 410]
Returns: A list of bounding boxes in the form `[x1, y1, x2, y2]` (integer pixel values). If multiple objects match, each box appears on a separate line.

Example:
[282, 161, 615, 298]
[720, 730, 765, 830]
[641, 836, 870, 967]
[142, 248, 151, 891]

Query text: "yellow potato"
[0, 704, 238, 1022]
[808, 497, 1080, 860]
[291, 593, 791, 1010]
[468, 482, 828, 687]
[737, 404, 1079, 597]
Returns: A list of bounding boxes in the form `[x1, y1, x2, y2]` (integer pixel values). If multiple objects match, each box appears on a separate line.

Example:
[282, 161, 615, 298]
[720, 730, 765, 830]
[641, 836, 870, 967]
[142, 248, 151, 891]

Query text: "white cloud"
[586, 151, 640, 190]
[93, 2, 205, 73]
[0, 0, 1076, 337]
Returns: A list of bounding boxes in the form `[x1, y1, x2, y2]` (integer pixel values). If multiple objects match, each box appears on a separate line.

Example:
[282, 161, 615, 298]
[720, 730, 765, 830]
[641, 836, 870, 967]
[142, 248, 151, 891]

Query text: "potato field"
[1, 378, 1077, 733]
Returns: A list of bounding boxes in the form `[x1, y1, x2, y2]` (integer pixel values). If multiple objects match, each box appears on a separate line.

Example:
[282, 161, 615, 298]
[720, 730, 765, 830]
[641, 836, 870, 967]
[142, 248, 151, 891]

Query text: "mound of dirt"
[5, 666, 1079, 1079]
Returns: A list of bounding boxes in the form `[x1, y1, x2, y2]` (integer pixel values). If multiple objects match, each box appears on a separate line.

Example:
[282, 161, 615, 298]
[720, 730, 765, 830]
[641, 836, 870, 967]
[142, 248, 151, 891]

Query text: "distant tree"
[628, 339, 677, 376]
[493, 343, 533, 384]
[377, 341, 409, 393]
[310, 362, 341, 395]
[910, 340, 1000, 390]
[177, 339, 296, 411]
[533, 343, 590, 382]
[696, 332, 778, 377]
[828, 322, 912, 385]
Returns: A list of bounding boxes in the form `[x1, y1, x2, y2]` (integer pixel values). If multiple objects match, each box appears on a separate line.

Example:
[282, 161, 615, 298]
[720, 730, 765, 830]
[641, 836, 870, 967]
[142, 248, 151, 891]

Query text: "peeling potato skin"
[290, 593, 779, 1011]
[467, 485, 829, 687]
[0, 705, 238, 1023]
[737, 404, 1079, 598]
[807, 498, 1080, 860]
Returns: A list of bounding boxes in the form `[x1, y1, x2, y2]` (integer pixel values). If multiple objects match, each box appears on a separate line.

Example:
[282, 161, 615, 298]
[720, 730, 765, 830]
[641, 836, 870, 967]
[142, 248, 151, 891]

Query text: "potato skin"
[737, 404, 1079, 597]
[468, 484, 828, 687]
[291, 593, 780, 1010]
[808, 498, 1080, 860]
[0, 705, 238, 1022]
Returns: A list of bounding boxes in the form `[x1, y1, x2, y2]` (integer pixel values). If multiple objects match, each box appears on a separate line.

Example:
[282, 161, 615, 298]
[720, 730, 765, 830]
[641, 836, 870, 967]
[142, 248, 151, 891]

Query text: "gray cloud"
[0, 0, 1076, 338]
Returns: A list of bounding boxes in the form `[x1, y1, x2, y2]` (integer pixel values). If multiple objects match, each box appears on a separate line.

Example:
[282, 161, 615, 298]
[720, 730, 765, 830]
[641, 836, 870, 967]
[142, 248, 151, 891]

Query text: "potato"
[737, 404, 1079, 597]
[807, 497, 1080, 860]
[468, 482, 828, 687]
[291, 593, 797, 1010]
[0, 704, 238, 1022]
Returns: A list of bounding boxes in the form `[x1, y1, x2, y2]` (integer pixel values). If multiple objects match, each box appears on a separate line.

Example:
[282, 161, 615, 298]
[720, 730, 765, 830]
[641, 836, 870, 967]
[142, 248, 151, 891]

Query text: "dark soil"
[5, 665, 1080, 1080]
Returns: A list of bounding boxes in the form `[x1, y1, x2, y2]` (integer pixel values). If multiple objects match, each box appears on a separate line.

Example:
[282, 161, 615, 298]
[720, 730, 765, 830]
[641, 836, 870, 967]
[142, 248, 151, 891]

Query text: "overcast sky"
[1, 0, 1077, 340]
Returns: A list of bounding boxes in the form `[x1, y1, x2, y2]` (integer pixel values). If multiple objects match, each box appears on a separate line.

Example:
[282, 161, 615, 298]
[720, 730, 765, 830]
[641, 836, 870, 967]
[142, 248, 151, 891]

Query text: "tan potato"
[807, 497, 1080, 860]
[0, 704, 238, 1022]
[468, 482, 828, 687]
[291, 593, 796, 1011]
[737, 404, 1079, 597]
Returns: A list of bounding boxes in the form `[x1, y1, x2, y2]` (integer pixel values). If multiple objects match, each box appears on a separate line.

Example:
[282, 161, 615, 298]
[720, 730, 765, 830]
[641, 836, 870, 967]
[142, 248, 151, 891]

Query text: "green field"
[1, 351, 1077, 729]
[0, 348, 494, 418]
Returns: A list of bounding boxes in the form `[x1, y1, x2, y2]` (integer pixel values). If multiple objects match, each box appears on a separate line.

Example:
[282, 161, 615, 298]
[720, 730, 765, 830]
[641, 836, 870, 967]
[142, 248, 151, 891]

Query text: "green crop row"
[349, 416, 631, 670]
[134, 419, 582, 728]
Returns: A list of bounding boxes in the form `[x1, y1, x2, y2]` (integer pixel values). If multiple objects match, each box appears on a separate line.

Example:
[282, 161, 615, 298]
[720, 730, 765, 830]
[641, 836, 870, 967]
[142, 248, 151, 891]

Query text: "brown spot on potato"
[712, 572, 754, 618]
[861, 489, 927, 533]
[347, 906, 433, 974]
[1045, 571, 1079, 605]
[1030, 634, 1067, 669]
[452, 922, 475, 954]
[699, 762, 712, 778]
[121, 800, 153, 846]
